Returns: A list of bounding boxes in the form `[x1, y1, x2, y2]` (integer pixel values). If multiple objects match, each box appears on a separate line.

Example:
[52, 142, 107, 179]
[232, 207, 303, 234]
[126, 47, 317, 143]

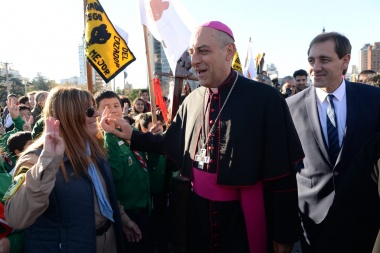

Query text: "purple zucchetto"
[200, 21, 234, 41]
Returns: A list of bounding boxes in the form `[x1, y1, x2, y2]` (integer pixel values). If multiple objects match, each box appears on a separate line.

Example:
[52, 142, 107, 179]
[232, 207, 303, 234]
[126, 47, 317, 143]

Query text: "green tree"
[126, 88, 144, 103]
[0, 85, 8, 107]
[115, 87, 123, 95]
[0, 77, 25, 106]
[29, 73, 52, 91]
[9, 77, 25, 96]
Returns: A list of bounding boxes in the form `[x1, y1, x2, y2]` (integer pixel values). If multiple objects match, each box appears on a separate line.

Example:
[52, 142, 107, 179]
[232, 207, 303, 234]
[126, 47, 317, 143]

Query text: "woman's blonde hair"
[19, 86, 106, 179]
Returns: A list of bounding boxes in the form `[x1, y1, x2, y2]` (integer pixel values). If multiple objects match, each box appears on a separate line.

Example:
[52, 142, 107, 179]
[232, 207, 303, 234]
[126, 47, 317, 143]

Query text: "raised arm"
[4, 117, 64, 229]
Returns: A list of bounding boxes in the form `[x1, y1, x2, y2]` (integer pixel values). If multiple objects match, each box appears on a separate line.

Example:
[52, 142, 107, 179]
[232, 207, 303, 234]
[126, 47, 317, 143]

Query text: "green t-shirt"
[0, 116, 25, 173]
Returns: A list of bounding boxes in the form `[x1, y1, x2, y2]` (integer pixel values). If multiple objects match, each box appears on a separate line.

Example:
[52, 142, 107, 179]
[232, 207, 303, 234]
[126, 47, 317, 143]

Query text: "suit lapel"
[305, 88, 330, 162]
[337, 81, 358, 164]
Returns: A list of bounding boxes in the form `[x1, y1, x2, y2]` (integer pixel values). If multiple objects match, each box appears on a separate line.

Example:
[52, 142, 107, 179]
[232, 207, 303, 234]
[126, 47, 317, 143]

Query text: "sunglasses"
[86, 105, 97, 118]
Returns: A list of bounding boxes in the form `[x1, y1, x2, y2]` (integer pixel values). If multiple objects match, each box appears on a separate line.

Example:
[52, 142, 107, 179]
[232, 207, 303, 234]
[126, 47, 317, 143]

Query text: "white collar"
[316, 79, 346, 103]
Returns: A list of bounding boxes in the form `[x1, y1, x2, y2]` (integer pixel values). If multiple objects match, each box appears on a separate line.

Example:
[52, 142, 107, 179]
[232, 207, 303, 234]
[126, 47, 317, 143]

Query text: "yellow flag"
[255, 53, 262, 70]
[255, 52, 265, 75]
[85, 0, 136, 83]
[231, 51, 243, 73]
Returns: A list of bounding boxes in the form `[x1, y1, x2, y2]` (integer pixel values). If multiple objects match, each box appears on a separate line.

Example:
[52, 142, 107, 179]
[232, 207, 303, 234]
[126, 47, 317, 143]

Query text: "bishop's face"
[189, 27, 233, 88]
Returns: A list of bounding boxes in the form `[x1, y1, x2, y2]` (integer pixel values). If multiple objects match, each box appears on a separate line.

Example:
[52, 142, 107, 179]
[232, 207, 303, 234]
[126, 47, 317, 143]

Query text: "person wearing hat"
[101, 21, 303, 253]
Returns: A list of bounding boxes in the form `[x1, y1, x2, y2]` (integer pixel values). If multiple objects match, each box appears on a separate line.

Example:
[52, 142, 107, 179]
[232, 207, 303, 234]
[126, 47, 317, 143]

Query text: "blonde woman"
[4, 87, 141, 253]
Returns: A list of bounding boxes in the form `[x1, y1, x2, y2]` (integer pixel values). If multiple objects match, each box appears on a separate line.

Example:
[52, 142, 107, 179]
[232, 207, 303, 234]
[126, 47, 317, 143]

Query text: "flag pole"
[244, 37, 251, 68]
[83, 0, 93, 93]
[143, 25, 157, 124]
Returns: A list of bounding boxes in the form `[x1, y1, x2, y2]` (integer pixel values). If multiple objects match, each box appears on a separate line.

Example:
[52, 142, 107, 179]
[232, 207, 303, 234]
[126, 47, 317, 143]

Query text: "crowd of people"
[0, 20, 379, 253]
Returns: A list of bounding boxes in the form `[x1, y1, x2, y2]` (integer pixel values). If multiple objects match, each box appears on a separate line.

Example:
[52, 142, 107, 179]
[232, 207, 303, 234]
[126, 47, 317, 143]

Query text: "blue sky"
[1, 0, 379, 89]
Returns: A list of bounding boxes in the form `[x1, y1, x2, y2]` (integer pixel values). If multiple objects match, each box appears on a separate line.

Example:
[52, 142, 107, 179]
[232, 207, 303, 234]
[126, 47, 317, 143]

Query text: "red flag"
[153, 78, 168, 123]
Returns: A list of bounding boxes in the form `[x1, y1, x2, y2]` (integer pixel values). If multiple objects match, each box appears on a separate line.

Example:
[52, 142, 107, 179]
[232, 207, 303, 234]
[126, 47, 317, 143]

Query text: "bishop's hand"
[99, 107, 116, 133]
[101, 113, 133, 141]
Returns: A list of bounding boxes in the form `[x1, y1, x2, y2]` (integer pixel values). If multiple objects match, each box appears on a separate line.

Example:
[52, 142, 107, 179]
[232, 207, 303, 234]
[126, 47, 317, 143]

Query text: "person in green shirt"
[0, 131, 33, 253]
[0, 102, 31, 253]
[7, 131, 33, 162]
[0, 102, 33, 173]
[135, 112, 172, 253]
[95, 90, 150, 253]
[0, 164, 24, 253]
[31, 117, 44, 140]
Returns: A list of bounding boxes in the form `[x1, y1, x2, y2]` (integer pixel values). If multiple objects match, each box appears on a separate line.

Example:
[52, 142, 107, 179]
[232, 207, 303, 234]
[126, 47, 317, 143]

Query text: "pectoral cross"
[194, 148, 210, 169]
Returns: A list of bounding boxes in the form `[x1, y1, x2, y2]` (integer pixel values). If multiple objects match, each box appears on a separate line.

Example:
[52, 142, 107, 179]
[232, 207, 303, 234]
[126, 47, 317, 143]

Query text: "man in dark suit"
[316, 132, 380, 253]
[286, 32, 380, 253]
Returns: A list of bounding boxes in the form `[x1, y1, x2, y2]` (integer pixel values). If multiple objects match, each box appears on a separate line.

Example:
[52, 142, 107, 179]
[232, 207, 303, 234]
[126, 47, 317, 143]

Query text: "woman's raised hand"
[44, 117, 64, 156]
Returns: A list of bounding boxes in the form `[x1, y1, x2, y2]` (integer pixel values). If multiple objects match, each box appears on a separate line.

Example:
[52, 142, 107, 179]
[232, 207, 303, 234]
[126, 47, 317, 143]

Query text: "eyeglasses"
[85, 105, 97, 118]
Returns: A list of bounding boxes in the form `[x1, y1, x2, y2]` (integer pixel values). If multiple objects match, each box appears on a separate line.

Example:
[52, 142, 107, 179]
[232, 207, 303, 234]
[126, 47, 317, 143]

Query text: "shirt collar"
[315, 79, 346, 103]
[208, 68, 237, 94]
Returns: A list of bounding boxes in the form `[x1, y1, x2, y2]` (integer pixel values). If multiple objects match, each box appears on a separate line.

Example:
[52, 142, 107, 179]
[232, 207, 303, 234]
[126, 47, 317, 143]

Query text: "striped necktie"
[326, 94, 340, 165]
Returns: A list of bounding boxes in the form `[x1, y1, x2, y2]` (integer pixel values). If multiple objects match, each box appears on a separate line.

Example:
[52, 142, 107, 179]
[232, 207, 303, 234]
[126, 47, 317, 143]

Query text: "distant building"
[124, 81, 132, 90]
[266, 63, 279, 80]
[78, 43, 86, 81]
[78, 41, 106, 89]
[8, 69, 22, 79]
[0, 65, 22, 80]
[360, 42, 380, 73]
[346, 65, 359, 82]
[144, 33, 170, 94]
[147, 32, 197, 96]
[60, 76, 86, 86]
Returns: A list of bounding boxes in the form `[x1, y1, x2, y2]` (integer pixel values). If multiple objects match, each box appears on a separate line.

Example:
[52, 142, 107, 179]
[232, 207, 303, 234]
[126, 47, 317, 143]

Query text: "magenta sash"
[192, 168, 267, 253]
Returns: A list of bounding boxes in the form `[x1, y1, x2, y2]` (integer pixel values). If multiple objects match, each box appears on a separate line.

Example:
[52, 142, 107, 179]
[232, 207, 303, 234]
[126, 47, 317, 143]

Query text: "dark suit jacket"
[317, 132, 380, 253]
[286, 81, 380, 224]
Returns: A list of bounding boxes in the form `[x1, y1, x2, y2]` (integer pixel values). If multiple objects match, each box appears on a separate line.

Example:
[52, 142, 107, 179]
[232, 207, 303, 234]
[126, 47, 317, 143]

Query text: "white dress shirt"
[315, 79, 347, 147]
